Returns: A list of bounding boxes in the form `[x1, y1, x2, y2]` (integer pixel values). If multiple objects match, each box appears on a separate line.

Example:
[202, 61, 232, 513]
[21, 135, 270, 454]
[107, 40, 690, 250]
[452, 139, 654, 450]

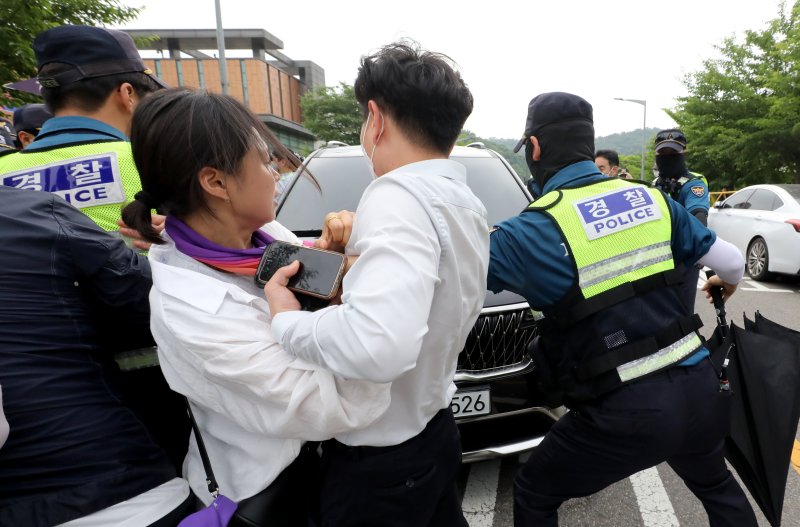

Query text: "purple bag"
[178, 494, 238, 527]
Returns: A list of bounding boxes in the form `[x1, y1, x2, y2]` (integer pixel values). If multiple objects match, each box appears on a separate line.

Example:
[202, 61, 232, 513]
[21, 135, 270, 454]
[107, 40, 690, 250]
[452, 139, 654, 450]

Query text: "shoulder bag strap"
[184, 397, 220, 497]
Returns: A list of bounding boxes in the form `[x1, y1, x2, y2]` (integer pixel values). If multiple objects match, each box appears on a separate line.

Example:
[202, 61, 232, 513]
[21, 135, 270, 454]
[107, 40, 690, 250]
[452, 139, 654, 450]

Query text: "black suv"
[277, 143, 564, 462]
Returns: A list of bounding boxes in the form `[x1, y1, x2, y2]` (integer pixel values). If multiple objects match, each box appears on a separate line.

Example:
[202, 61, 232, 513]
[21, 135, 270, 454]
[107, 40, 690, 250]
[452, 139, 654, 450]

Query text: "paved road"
[458, 275, 800, 526]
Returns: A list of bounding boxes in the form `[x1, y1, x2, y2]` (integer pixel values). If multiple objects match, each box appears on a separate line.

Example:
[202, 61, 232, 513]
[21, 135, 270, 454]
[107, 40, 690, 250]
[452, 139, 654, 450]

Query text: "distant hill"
[595, 128, 661, 156]
[460, 128, 662, 181]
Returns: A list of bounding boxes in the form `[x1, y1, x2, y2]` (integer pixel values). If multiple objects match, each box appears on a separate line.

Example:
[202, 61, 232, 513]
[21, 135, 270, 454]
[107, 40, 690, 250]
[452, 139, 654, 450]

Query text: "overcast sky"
[119, 0, 787, 139]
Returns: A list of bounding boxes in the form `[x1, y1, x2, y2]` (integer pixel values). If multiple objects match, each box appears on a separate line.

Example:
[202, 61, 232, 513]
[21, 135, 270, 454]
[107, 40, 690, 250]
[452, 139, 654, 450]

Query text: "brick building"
[125, 29, 324, 153]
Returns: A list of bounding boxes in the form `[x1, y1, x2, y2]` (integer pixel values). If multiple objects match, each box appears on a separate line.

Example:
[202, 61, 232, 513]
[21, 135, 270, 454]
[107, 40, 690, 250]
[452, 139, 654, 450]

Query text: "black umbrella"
[705, 293, 800, 526]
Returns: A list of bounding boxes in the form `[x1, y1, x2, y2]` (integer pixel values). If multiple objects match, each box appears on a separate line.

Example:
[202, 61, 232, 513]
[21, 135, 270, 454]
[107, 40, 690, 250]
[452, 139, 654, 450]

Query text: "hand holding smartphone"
[256, 241, 346, 301]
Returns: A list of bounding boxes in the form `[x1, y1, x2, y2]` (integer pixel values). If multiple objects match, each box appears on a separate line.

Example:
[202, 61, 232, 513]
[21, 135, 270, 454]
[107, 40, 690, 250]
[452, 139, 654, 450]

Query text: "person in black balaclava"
[653, 129, 709, 225]
[653, 129, 710, 311]
[490, 93, 756, 527]
[513, 92, 595, 192]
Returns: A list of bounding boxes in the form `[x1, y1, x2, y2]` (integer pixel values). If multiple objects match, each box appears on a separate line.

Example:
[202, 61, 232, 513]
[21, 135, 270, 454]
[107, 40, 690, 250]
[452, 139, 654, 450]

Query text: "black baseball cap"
[654, 129, 687, 154]
[33, 25, 168, 89]
[13, 104, 53, 133]
[513, 92, 594, 153]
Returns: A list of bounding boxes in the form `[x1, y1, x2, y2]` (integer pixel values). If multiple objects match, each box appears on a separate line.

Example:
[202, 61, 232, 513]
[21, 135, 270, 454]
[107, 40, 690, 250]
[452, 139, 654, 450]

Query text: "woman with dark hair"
[121, 88, 390, 524]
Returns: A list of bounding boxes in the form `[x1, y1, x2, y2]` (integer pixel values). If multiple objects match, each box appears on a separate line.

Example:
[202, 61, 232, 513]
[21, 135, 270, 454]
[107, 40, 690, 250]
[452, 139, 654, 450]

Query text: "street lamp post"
[614, 98, 647, 179]
[214, 0, 230, 95]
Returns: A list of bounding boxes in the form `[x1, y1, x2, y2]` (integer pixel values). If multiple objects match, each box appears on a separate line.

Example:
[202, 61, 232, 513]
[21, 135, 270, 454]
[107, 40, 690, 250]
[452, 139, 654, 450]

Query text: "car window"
[277, 153, 530, 233]
[720, 189, 754, 209]
[451, 156, 529, 226]
[278, 157, 374, 233]
[772, 194, 784, 209]
[746, 189, 779, 211]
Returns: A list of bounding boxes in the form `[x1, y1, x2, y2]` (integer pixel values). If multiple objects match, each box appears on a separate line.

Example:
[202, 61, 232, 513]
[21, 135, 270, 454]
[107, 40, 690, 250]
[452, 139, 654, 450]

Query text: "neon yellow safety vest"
[689, 172, 709, 187]
[533, 179, 674, 299]
[529, 178, 703, 395]
[0, 141, 141, 232]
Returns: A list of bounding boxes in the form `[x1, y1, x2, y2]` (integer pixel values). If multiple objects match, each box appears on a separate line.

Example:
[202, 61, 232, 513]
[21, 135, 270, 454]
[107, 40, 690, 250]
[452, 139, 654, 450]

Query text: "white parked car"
[709, 184, 800, 280]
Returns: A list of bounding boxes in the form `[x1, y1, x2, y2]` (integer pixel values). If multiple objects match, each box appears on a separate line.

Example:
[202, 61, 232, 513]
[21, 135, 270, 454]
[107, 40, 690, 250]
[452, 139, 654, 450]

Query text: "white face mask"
[360, 112, 384, 177]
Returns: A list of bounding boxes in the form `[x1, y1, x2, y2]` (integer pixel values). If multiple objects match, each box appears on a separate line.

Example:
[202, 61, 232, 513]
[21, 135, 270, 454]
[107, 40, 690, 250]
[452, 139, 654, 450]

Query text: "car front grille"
[457, 306, 538, 375]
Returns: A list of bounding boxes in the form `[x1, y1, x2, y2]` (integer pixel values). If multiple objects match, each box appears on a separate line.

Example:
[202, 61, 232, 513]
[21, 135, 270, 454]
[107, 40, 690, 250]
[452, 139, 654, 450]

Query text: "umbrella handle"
[704, 270, 727, 328]
[704, 270, 732, 391]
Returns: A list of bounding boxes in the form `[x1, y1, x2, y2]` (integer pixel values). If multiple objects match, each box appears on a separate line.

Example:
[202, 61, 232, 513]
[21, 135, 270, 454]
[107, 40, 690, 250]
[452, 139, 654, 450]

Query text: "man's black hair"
[353, 42, 473, 155]
[39, 63, 161, 113]
[594, 149, 620, 167]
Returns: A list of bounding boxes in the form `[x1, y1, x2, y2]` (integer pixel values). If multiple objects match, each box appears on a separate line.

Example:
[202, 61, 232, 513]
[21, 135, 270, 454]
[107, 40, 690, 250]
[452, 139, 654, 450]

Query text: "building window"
[154, 60, 163, 79]
[176, 60, 184, 86]
[197, 61, 205, 89]
[240, 60, 249, 107]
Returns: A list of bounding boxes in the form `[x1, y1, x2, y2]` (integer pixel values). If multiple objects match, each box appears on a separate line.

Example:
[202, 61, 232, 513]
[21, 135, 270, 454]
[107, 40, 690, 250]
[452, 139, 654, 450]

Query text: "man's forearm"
[697, 237, 744, 284]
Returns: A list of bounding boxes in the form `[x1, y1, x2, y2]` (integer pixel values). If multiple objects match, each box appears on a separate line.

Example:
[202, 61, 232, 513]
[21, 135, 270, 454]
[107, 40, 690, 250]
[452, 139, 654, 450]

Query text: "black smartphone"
[255, 241, 346, 300]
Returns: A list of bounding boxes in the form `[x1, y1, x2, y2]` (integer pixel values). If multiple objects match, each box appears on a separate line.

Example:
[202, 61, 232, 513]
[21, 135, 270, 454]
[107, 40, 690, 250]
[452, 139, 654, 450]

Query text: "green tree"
[668, 1, 800, 188]
[0, 0, 141, 107]
[456, 131, 530, 181]
[299, 83, 362, 145]
[619, 150, 656, 181]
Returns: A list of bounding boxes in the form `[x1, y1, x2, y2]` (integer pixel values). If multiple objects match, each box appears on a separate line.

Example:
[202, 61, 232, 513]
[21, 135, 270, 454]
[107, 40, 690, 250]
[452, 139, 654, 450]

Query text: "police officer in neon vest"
[653, 129, 710, 311]
[0, 25, 167, 235]
[492, 92, 757, 527]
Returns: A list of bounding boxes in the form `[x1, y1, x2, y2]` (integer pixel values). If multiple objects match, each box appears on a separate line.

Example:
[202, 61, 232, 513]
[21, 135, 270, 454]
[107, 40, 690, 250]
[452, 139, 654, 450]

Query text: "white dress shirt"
[272, 159, 490, 446]
[0, 385, 8, 449]
[148, 221, 391, 504]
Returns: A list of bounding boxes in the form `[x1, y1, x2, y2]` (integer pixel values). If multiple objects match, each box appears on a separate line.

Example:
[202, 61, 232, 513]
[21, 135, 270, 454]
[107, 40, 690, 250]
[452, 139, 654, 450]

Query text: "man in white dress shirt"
[266, 42, 489, 526]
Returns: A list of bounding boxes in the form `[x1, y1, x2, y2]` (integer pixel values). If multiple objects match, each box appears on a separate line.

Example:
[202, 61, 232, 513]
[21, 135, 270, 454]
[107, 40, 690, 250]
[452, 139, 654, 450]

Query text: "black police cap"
[33, 25, 168, 89]
[513, 92, 594, 153]
[13, 104, 53, 133]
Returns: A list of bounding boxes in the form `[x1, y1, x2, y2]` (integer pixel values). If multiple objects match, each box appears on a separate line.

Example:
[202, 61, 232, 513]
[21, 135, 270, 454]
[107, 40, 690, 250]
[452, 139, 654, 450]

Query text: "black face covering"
[655, 154, 688, 179]
[526, 119, 595, 190]
[654, 154, 689, 199]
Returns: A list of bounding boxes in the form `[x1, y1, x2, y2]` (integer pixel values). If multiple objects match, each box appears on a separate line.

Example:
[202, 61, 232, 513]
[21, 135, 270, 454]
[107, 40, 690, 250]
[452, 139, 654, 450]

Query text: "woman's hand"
[264, 260, 302, 315]
[315, 210, 355, 253]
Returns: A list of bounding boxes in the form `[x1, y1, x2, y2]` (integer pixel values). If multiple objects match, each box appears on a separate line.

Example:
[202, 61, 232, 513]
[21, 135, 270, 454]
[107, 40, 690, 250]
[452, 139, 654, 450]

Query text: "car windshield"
[277, 153, 530, 233]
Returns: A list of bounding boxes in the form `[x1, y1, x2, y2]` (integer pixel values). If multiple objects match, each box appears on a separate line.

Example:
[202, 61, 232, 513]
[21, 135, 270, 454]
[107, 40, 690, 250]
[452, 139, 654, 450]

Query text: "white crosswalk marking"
[630, 468, 680, 527]
[462, 459, 502, 527]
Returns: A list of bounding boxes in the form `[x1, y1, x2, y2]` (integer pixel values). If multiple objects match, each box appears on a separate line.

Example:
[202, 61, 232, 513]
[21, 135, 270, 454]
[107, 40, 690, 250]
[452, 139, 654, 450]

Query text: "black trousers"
[318, 408, 467, 527]
[514, 359, 758, 527]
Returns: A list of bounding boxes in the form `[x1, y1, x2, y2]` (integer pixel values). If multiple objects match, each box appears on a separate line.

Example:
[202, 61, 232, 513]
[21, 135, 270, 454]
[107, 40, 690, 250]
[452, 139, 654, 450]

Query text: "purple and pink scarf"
[165, 216, 274, 276]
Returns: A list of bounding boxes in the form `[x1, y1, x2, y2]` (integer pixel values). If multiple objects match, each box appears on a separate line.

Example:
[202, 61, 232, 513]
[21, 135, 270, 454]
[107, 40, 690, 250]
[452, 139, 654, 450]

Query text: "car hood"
[483, 289, 528, 309]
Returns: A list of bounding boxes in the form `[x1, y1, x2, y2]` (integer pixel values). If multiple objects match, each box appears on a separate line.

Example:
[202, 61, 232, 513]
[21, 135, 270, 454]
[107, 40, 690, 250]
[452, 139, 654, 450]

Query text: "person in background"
[715, 185, 733, 205]
[0, 25, 166, 236]
[121, 88, 390, 525]
[595, 149, 621, 177]
[0, 117, 15, 156]
[12, 103, 53, 148]
[0, 185, 190, 527]
[652, 129, 710, 310]
[270, 149, 299, 205]
[265, 42, 487, 527]
[494, 92, 756, 527]
[595, 149, 632, 179]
